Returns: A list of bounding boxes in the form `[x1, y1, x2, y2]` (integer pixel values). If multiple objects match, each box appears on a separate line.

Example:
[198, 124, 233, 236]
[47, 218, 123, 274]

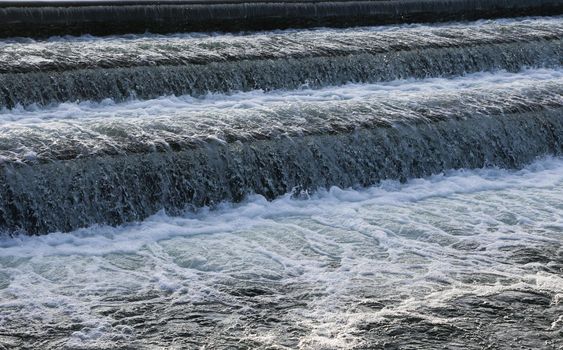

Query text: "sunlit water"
[0, 14, 562, 349]
[1, 157, 562, 349]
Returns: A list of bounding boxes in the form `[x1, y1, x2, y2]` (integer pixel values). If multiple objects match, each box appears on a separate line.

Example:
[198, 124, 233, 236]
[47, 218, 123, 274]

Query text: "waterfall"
[1, 77, 561, 234]
[0, 19, 561, 108]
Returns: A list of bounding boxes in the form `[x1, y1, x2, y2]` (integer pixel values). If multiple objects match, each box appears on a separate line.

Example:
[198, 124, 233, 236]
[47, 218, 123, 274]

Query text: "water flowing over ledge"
[0, 74, 561, 234]
[1, 3, 563, 348]
[1, 17, 562, 109]
[0, 0, 561, 38]
[1, 156, 562, 348]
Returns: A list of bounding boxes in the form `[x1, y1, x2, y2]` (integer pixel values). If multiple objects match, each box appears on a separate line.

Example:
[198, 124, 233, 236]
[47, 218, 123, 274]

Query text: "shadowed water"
[1, 0, 561, 38]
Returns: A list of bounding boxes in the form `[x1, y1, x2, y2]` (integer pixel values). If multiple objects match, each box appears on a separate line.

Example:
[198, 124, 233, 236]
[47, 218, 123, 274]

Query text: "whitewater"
[1, 157, 562, 348]
[0, 11, 562, 350]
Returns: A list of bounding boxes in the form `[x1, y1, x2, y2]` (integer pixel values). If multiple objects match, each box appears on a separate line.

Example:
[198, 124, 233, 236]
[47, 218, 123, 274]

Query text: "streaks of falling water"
[0, 0, 561, 38]
[0, 18, 561, 108]
[0, 157, 562, 349]
[0, 71, 561, 234]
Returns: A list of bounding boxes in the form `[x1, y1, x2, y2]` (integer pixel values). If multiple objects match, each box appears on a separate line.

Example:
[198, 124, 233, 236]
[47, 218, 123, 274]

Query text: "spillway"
[1, 17, 561, 108]
[0, 0, 562, 38]
[0, 6, 563, 350]
[0, 70, 561, 234]
[0, 17, 562, 235]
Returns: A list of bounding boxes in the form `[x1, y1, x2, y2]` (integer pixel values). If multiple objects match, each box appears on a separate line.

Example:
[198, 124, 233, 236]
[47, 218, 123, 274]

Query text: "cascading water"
[0, 6, 561, 350]
[1, 73, 562, 233]
[0, 0, 561, 37]
[0, 17, 562, 234]
[1, 18, 561, 108]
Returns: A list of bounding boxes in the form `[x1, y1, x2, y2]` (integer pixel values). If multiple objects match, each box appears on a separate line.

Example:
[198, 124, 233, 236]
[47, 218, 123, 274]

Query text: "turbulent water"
[0, 17, 561, 108]
[0, 14, 562, 349]
[1, 158, 563, 349]
[1, 69, 562, 234]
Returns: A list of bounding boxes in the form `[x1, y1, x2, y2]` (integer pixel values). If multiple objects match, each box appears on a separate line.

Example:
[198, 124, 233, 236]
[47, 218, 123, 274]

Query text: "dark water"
[1, 0, 561, 37]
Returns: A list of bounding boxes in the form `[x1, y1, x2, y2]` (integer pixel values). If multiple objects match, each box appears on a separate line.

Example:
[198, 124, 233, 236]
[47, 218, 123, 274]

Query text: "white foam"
[1, 156, 561, 258]
[1, 68, 561, 124]
[1, 15, 560, 44]
[1, 156, 561, 348]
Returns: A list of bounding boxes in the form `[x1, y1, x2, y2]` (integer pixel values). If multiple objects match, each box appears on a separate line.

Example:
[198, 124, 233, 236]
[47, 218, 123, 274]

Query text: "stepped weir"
[0, 0, 562, 38]
[0, 6, 561, 235]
